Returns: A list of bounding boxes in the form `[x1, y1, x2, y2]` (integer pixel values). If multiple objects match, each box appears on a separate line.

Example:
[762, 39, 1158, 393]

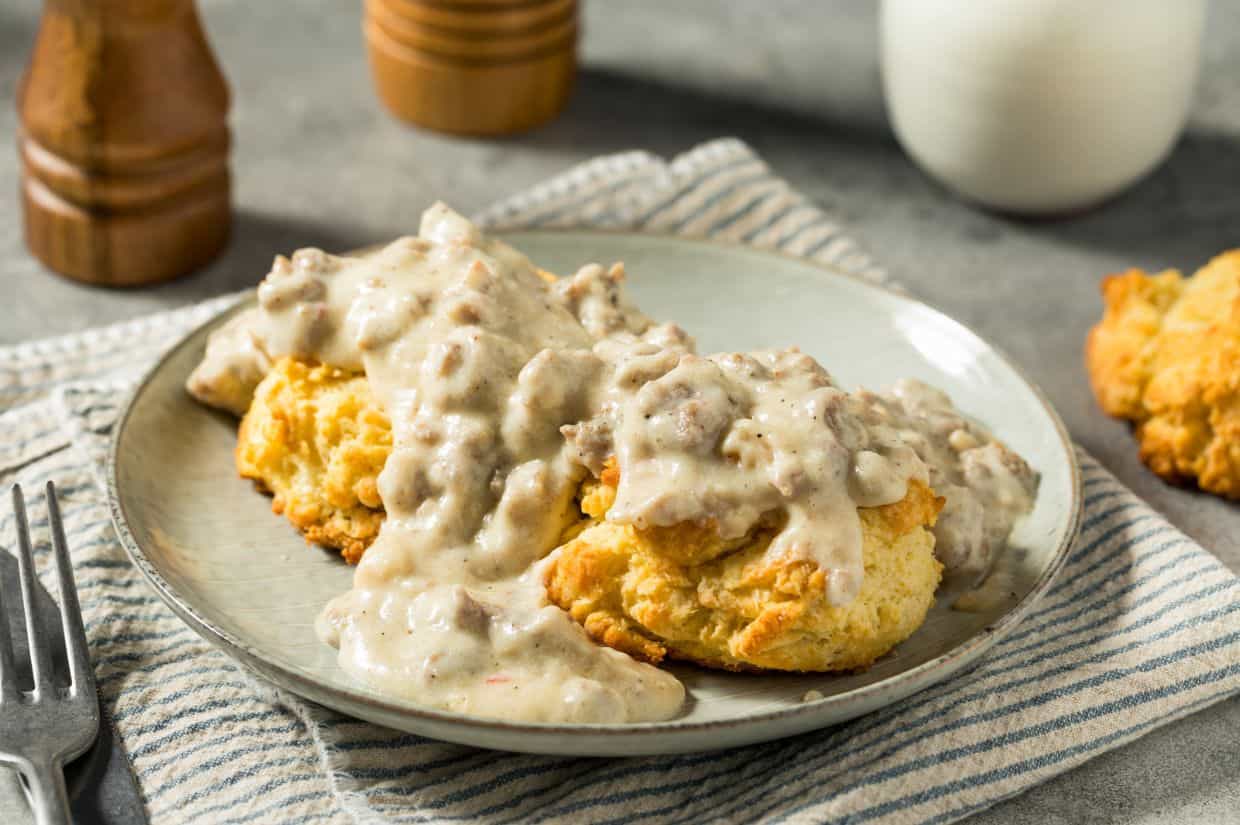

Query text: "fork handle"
[23, 757, 72, 825]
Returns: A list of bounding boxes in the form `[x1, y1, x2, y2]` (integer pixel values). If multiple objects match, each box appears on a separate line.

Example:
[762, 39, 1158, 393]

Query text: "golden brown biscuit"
[544, 465, 944, 673]
[231, 268, 564, 561]
[237, 360, 945, 672]
[236, 357, 392, 563]
[1085, 251, 1240, 499]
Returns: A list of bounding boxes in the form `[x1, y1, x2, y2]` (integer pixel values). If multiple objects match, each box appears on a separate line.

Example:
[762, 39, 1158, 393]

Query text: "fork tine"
[12, 484, 53, 691]
[46, 482, 92, 695]
[45, 476, 93, 694]
[0, 502, 16, 700]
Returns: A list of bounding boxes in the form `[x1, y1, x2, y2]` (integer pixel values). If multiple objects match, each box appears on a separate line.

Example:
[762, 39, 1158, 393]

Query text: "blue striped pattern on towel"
[1, 138, 1236, 824]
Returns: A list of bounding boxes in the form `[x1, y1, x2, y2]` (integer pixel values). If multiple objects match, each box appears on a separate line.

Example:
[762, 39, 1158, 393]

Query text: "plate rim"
[106, 229, 1083, 742]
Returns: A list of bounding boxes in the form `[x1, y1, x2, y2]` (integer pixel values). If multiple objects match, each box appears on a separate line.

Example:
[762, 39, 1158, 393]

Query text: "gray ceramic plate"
[108, 231, 1080, 756]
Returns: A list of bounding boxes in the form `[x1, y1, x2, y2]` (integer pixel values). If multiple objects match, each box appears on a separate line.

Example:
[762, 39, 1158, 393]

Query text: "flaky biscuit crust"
[1085, 251, 1240, 499]
[236, 357, 392, 563]
[544, 468, 944, 673]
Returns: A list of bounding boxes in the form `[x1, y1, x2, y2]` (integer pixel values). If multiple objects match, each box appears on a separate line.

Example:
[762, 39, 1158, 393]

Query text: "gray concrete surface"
[1, 0, 1237, 822]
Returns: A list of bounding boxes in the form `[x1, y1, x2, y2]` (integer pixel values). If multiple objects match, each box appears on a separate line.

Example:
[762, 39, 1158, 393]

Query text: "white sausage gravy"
[188, 204, 1037, 723]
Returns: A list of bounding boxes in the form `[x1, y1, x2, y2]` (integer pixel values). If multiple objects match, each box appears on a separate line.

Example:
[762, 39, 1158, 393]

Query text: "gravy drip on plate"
[187, 204, 1037, 722]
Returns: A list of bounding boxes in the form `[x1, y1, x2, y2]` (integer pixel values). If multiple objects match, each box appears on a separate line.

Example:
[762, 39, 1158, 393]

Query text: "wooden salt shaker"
[364, 0, 577, 136]
[18, 0, 231, 287]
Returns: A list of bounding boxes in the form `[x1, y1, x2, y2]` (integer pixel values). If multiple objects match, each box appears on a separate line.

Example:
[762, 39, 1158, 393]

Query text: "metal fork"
[0, 483, 100, 825]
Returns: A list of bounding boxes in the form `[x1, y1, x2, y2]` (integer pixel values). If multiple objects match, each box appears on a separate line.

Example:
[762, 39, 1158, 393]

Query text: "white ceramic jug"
[880, 0, 1206, 214]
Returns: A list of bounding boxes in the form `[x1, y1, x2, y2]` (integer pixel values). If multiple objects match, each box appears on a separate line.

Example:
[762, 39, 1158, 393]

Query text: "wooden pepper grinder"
[364, 0, 577, 136]
[18, 0, 231, 287]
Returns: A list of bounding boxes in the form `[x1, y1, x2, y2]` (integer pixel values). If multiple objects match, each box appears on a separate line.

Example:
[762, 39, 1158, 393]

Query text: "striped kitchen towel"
[1, 138, 1237, 824]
